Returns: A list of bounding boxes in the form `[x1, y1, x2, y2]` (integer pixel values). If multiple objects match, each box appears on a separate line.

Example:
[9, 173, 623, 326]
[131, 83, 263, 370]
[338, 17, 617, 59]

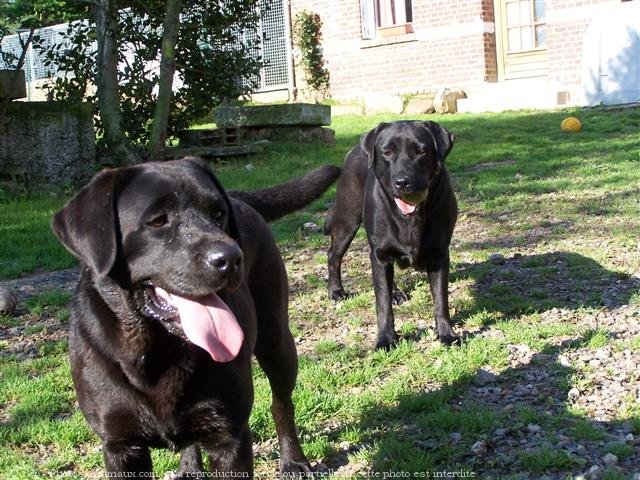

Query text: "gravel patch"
[0, 267, 79, 303]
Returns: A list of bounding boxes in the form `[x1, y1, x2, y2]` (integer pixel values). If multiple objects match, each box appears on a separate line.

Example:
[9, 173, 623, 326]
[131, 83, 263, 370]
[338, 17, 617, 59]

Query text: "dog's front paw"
[436, 330, 461, 346]
[435, 318, 460, 346]
[328, 287, 350, 301]
[280, 460, 313, 479]
[391, 290, 410, 305]
[374, 332, 399, 351]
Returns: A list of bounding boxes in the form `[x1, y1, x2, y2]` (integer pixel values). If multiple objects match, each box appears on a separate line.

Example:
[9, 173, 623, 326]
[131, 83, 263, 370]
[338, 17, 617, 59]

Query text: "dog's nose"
[393, 176, 411, 192]
[206, 245, 243, 275]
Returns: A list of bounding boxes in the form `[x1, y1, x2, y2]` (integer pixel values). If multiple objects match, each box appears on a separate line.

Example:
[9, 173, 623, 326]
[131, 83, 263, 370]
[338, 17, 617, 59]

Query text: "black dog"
[52, 158, 340, 478]
[325, 121, 459, 350]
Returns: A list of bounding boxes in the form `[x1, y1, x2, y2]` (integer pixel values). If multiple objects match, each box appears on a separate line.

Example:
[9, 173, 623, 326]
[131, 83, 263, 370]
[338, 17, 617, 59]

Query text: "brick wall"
[290, 0, 497, 99]
[289, 0, 624, 105]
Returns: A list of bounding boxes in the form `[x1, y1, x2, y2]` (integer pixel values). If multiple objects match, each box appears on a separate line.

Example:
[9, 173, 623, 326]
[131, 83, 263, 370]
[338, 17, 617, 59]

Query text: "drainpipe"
[284, 0, 297, 102]
[27, 40, 35, 101]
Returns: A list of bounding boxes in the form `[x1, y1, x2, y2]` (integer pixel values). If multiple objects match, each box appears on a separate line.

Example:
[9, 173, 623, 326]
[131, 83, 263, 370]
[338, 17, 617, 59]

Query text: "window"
[361, 0, 413, 39]
[505, 0, 545, 52]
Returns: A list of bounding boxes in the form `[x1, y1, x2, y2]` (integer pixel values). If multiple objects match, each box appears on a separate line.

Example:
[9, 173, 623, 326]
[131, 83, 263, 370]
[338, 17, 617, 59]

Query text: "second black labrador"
[325, 120, 459, 350]
[52, 158, 340, 478]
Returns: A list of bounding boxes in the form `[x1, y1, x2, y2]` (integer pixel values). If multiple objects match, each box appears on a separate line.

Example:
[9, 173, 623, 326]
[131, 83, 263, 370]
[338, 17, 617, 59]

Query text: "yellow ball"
[561, 116, 582, 132]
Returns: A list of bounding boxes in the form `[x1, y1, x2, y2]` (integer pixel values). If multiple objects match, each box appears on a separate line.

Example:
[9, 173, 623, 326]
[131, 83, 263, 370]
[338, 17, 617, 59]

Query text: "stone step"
[457, 80, 564, 113]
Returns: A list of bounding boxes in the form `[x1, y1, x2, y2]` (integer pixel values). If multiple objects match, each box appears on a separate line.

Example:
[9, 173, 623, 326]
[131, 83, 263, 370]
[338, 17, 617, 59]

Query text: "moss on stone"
[216, 103, 331, 127]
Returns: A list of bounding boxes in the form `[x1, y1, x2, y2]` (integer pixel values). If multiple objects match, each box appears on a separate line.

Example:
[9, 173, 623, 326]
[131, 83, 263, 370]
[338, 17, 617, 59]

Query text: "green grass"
[602, 470, 628, 480]
[26, 290, 73, 315]
[1, 107, 640, 477]
[570, 417, 608, 441]
[629, 335, 640, 351]
[497, 316, 581, 349]
[518, 447, 585, 472]
[0, 196, 71, 278]
[0, 341, 101, 478]
[581, 328, 612, 349]
[604, 442, 634, 458]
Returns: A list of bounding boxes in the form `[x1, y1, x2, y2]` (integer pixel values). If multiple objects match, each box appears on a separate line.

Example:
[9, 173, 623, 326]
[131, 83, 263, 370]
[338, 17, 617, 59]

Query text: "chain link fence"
[1, 23, 74, 100]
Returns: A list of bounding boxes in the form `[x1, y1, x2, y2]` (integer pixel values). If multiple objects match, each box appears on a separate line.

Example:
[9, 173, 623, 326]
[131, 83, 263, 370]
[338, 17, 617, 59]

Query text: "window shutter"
[361, 0, 376, 39]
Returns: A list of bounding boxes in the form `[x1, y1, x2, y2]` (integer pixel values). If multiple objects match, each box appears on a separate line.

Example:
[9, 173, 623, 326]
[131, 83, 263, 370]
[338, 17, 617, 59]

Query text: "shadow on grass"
[0, 400, 75, 445]
[449, 251, 640, 328]
[345, 249, 639, 345]
[313, 336, 639, 478]
[456, 185, 640, 251]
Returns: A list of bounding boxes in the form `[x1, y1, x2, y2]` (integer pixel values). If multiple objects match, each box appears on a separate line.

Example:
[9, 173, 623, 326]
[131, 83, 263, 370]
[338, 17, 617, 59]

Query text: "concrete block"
[404, 98, 435, 115]
[364, 93, 404, 114]
[434, 88, 467, 114]
[216, 103, 331, 127]
[0, 70, 27, 100]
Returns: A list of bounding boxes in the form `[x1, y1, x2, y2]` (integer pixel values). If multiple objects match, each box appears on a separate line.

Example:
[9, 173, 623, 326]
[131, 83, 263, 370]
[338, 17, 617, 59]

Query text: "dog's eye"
[147, 213, 168, 228]
[212, 209, 226, 226]
[416, 148, 426, 156]
[382, 149, 393, 157]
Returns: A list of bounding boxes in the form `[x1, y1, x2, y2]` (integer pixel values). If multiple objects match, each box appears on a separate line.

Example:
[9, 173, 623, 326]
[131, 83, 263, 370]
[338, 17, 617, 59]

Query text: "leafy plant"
[293, 11, 329, 94]
[33, 1, 263, 150]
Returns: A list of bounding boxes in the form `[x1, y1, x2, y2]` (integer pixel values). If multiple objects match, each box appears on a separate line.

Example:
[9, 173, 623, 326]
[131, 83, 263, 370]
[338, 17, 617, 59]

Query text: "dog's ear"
[420, 121, 455, 163]
[186, 158, 240, 240]
[209, 171, 240, 240]
[51, 169, 121, 278]
[361, 123, 389, 168]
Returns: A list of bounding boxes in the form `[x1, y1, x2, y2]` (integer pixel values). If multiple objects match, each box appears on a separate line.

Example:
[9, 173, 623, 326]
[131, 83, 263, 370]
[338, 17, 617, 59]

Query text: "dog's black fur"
[325, 121, 459, 350]
[52, 158, 341, 478]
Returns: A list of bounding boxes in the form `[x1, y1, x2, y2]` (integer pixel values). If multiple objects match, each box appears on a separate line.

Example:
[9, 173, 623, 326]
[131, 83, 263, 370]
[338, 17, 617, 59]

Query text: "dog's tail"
[229, 165, 341, 223]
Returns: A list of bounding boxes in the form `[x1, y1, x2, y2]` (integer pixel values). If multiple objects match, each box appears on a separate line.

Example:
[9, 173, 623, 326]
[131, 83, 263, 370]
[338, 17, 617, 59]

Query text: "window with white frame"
[504, 0, 546, 52]
[361, 0, 413, 39]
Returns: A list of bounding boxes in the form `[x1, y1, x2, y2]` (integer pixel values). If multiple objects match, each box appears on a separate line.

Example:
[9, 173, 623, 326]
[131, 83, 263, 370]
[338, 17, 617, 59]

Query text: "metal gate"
[253, 0, 293, 92]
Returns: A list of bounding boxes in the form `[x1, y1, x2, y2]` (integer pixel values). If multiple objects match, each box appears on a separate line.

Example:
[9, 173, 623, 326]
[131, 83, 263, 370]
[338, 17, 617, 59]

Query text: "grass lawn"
[1, 107, 640, 479]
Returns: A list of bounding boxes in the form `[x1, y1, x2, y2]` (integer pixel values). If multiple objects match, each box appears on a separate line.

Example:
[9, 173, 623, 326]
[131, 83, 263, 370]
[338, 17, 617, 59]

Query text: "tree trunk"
[12, 28, 34, 92]
[148, 0, 182, 159]
[93, 0, 139, 164]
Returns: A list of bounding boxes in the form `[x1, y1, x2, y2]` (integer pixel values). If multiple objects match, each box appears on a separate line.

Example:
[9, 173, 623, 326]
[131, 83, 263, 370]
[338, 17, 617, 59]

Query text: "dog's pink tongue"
[155, 288, 244, 362]
[395, 197, 417, 215]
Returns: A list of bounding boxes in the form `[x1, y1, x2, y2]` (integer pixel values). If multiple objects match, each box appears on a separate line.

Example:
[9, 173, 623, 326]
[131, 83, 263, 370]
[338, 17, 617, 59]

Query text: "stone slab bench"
[216, 103, 331, 127]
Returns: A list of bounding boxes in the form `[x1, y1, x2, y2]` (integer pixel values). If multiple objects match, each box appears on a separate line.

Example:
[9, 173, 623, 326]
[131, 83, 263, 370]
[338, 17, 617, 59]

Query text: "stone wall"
[0, 102, 96, 186]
